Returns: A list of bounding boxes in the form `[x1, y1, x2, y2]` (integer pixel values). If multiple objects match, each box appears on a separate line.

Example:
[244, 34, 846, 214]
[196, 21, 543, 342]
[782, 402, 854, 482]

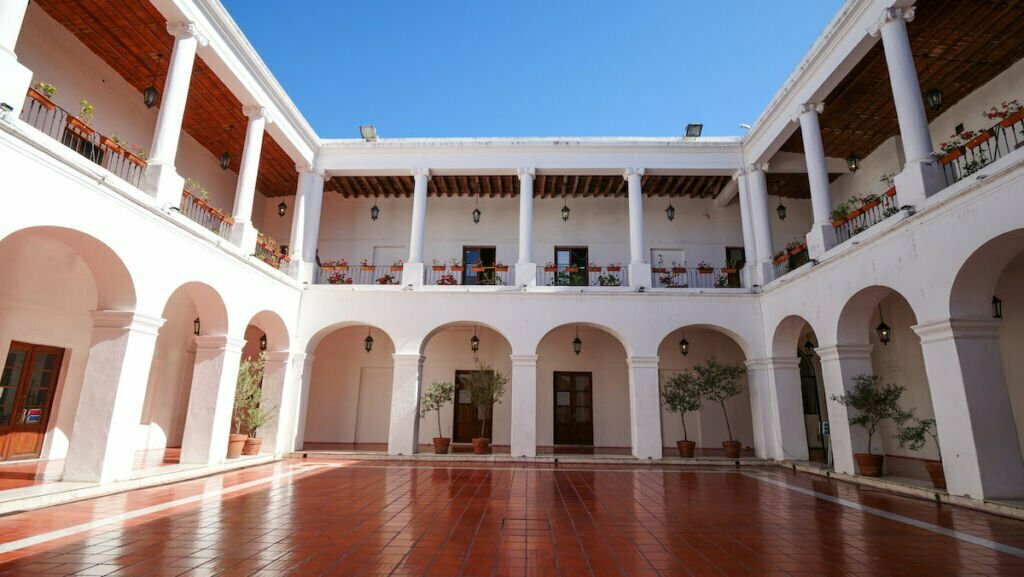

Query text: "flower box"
[773, 254, 789, 265]
[66, 115, 95, 137]
[390, 266, 403, 272]
[789, 247, 804, 256]
[566, 267, 579, 273]
[847, 207, 864, 220]
[99, 135, 123, 154]
[671, 267, 686, 274]
[939, 148, 963, 165]
[721, 268, 737, 274]
[360, 265, 375, 271]
[543, 267, 557, 273]
[587, 266, 601, 273]
[652, 267, 667, 273]
[999, 109, 1024, 128]
[471, 266, 486, 272]
[27, 87, 58, 111]
[965, 131, 992, 150]
[697, 267, 714, 274]
[431, 265, 446, 271]
[450, 266, 464, 272]
[123, 151, 146, 168]
[606, 266, 621, 272]
[884, 186, 897, 198]
[861, 198, 881, 212]
[494, 266, 509, 272]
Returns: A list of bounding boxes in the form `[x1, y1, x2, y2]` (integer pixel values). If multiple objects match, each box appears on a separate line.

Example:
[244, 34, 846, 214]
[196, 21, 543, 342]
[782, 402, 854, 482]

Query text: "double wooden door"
[553, 372, 593, 445]
[0, 342, 64, 461]
[452, 370, 493, 442]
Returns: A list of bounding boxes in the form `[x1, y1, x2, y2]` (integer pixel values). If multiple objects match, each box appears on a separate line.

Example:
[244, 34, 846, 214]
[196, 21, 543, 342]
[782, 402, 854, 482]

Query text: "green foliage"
[831, 374, 910, 456]
[661, 371, 703, 441]
[897, 416, 939, 458]
[420, 381, 455, 438]
[690, 358, 746, 442]
[79, 99, 94, 123]
[232, 353, 277, 437]
[35, 82, 57, 98]
[466, 363, 508, 439]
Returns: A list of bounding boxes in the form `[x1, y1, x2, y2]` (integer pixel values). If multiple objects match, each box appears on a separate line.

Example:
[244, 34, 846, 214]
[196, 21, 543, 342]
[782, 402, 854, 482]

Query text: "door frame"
[0, 341, 65, 461]
[552, 371, 594, 446]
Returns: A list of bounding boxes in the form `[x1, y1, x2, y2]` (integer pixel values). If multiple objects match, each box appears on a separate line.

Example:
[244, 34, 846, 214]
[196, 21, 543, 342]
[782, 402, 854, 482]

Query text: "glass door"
[0, 342, 64, 461]
[462, 246, 496, 285]
[553, 372, 593, 445]
[452, 370, 494, 442]
[554, 247, 588, 286]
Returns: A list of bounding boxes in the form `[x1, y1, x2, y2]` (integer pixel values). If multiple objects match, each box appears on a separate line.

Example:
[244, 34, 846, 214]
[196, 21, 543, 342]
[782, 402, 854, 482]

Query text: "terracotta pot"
[588, 267, 601, 273]
[607, 267, 621, 272]
[854, 453, 884, 477]
[698, 268, 714, 275]
[722, 440, 742, 459]
[360, 265, 374, 271]
[924, 460, 946, 490]
[544, 267, 557, 272]
[722, 268, 737, 274]
[242, 437, 263, 455]
[652, 267, 667, 273]
[471, 266, 486, 272]
[432, 266, 446, 271]
[494, 267, 509, 272]
[27, 87, 58, 110]
[433, 437, 451, 455]
[672, 267, 686, 274]
[451, 266, 464, 272]
[861, 199, 881, 211]
[227, 433, 247, 458]
[1000, 109, 1024, 127]
[471, 437, 491, 454]
[677, 440, 696, 458]
[391, 266, 403, 271]
[884, 186, 897, 197]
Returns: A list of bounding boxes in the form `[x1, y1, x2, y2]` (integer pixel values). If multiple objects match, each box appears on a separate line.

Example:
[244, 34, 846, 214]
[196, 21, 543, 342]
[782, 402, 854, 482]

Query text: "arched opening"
[0, 227, 135, 471]
[536, 324, 630, 455]
[418, 323, 513, 453]
[304, 324, 395, 452]
[836, 287, 940, 483]
[236, 310, 290, 455]
[772, 315, 829, 463]
[657, 326, 754, 458]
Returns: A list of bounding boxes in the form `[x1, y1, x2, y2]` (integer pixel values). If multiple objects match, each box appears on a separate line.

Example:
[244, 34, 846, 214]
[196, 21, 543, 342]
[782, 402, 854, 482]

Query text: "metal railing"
[254, 233, 290, 271]
[772, 246, 810, 279]
[179, 190, 234, 239]
[940, 110, 1024, 186]
[19, 89, 146, 187]
[651, 267, 738, 289]
[317, 264, 402, 285]
[538, 266, 627, 287]
[426, 265, 513, 286]
[833, 187, 900, 244]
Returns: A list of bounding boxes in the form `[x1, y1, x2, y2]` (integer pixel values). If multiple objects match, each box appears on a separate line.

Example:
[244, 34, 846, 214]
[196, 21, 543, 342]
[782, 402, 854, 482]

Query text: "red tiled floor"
[0, 460, 1021, 575]
[0, 449, 182, 492]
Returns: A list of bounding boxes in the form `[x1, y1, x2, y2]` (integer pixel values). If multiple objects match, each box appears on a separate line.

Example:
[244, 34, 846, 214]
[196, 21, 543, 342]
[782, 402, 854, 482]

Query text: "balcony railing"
[832, 187, 900, 245]
[650, 266, 739, 289]
[20, 88, 146, 187]
[940, 110, 1024, 186]
[254, 233, 289, 271]
[426, 264, 513, 286]
[772, 244, 810, 279]
[179, 190, 234, 239]
[538, 266, 627, 287]
[317, 264, 402, 285]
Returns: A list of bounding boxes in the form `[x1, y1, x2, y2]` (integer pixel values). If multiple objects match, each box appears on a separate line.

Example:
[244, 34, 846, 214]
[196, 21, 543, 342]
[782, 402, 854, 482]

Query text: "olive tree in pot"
[693, 358, 747, 459]
[229, 354, 264, 458]
[467, 363, 508, 454]
[241, 374, 277, 456]
[897, 417, 945, 489]
[831, 374, 909, 477]
[662, 370, 703, 458]
[420, 381, 455, 454]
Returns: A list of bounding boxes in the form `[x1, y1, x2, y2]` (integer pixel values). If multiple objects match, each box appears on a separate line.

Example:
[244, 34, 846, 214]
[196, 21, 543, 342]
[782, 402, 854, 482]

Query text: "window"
[651, 248, 685, 270]
[554, 247, 588, 286]
[462, 246, 496, 285]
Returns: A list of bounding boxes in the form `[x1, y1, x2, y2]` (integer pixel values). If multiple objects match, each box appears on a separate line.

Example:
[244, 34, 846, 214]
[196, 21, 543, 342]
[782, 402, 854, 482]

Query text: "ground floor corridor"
[0, 460, 1021, 577]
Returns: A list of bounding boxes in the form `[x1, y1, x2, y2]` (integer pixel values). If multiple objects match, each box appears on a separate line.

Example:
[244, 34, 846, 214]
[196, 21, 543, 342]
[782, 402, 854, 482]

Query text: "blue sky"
[222, 1, 843, 139]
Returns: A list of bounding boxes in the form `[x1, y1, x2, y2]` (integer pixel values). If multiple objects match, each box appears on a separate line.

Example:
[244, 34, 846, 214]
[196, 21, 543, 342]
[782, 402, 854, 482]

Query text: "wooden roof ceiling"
[328, 174, 732, 199]
[34, 0, 298, 197]
[767, 173, 844, 200]
[781, 0, 1024, 159]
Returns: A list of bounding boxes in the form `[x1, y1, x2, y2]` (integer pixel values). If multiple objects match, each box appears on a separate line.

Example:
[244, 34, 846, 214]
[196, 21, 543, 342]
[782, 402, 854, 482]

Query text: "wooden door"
[0, 342, 64, 461]
[452, 370, 496, 442]
[553, 372, 593, 445]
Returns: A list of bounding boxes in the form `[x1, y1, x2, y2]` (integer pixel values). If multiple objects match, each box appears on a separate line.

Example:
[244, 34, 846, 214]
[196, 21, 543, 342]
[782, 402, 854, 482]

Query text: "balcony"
[939, 108, 1024, 187]
[651, 265, 739, 289]
[831, 187, 901, 245]
[316, 263, 403, 285]
[254, 233, 290, 271]
[772, 243, 809, 280]
[179, 183, 234, 240]
[426, 263, 514, 287]
[538, 265, 626, 288]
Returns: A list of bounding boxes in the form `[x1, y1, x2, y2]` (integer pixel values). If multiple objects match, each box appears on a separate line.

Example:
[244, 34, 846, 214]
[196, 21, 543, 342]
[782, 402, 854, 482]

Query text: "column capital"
[626, 356, 660, 369]
[243, 104, 273, 124]
[510, 354, 538, 366]
[392, 353, 426, 366]
[731, 168, 747, 180]
[755, 356, 802, 371]
[263, 350, 292, 363]
[411, 168, 431, 180]
[194, 335, 247, 353]
[516, 167, 535, 180]
[295, 161, 313, 174]
[799, 102, 825, 116]
[912, 318, 1001, 344]
[623, 167, 645, 180]
[868, 6, 916, 37]
[90, 310, 165, 335]
[748, 162, 769, 174]
[815, 344, 874, 363]
[166, 21, 209, 46]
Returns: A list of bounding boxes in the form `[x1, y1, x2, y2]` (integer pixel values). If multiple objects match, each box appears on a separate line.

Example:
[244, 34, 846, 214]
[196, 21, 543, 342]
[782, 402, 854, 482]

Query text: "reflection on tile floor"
[0, 449, 181, 491]
[0, 459, 1021, 575]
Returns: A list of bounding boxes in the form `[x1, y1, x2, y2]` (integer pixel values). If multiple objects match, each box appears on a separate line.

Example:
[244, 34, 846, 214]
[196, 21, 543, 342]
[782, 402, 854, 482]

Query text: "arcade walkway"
[0, 460, 1021, 576]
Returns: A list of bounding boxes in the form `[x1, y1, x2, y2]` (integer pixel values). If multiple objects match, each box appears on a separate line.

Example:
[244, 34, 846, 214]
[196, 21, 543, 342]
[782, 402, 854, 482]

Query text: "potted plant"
[67, 99, 96, 136]
[606, 263, 622, 272]
[391, 259, 404, 272]
[436, 273, 458, 285]
[597, 274, 621, 286]
[543, 261, 557, 273]
[100, 132, 124, 154]
[830, 374, 909, 477]
[671, 261, 687, 274]
[897, 416, 945, 489]
[772, 249, 789, 265]
[229, 354, 265, 458]
[662, 370, 703, 457]
[471, 261, 487, 272]
[493, 261, 509, 272]
[714, 275, 730, 288]
[322, 259, 348, 270]
[565, 265, 579, 273]
[449, 258, 464, 272]
[360, 258, 374, 271]
[652, 256, 667, 274]
[241, 359, 277, 456]
[696, 260, 714, 274]
[658, 273, 677, 287]
[466, 363, 508, 454]
[693, 358, 747, 458]
[721, 259, 739, 274]
[420, 381, 456, 454]
[28, 82, 58, 110]
[587, 262, 602, 273]
[830, 204, 851, 227]
[375, 274, 398, 285]
[431, 259, 447, 272]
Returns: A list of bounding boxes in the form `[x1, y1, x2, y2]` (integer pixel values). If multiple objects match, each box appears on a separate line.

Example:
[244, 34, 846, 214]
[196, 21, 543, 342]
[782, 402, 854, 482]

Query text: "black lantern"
[219, 151, 231, 171]
[876, 305, 891, 346]
[472, 207, 481, 224]
[259, 334, 267, 351]
[803, 338, 815, 355]
[277, 201, 287, 217]
[572, 326, 582, 356]
[143, 54, 161, 109]
[665, 202, 675, 222]
[925, 88, 943, 112]
[561, 203, 570, 222]
[470, 326, 480, 353]
[776, 199, 787, 220]
[993, 295, 1003, 319]
[846, 154, 860, 173]
[193, 317, 201, 336]
[364, 328, 374, 353]
[370, 202, 380, 221]
[679, 331, 689, 356]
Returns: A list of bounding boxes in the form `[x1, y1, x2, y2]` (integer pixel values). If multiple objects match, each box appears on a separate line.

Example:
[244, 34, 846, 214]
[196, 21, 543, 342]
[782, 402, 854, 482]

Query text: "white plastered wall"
[996, 261, 1024, 457]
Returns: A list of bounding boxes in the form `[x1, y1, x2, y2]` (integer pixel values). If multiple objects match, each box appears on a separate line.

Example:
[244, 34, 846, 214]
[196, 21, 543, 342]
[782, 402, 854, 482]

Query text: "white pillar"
[403, 168, 429, 285]
[180, 335, 245, 465]
[798, 102, 838, 258]
[816, 344, 874, 475]
[747, 163, 775, 285]
[62, 311, 164, 483]
[870, 7, 944, 203]
[0, 0, 32, 113]
[914, 320, 1024, 499]
[759, 357, 810, 461]
[510, 354, 537, 457]
[625, 168, 651, 288]
[388, 353, 424, 455]
[627, 356, 662, 460]
[515, 168, 537, 287]
[735, 170, 757, 288]
[230, 105, 271, 250]
[745, 359, 776, 460]
[289, 165, 322, 282]
[291, 353, 314, 451]
[257, 350, 292, 455]
[143, 22, 207, 206]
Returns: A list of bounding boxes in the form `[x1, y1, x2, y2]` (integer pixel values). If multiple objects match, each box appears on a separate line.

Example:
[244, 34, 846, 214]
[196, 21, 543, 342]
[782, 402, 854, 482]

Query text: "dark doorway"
[553, 371, 593, 445]
[554, 247, 588, 286]
[462, 246, 497, 285]
[725, 246, 745, 288]
[0, 342, 64, 461]
[452, 369, 493, 442]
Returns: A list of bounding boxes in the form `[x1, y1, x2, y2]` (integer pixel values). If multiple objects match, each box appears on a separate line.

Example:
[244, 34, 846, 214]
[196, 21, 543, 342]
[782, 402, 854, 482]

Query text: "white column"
[625, 168, 651, 288]
[0, 0, 32, 112]
[759, 357, 810, 461]
[870, 7, 943, 202]
[180, 335, 245, 465]
[510, 354, 538, 457]
[914, 320, 1024, 499]
[304, 170, 326, 262]
[288, 165, 321, 282]
[627, 356, 662, 460]
[745, 359, 775, 460]
[816, 345, 874, 475]
[735, 170, 757, 288]
[403, 168, 429, 285]
[63, 311, 164, 483]
[515, 168, 537, 287]
[388, 353, 424, 455]
[291, 353, 314, 451]
[747, 163, 775, 285]
[143, 22, 208, 206]
[230, 105, 271, 250]
[798, 102, 838, 258]
[256, 350, 292, 455]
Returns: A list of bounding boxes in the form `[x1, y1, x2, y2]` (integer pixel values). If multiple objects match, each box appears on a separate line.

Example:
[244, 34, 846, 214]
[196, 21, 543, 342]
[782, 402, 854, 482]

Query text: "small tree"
[662, 371, 703, 442]
[831, 374, 910, 455]
[420, 381, 456, 439]
[233, 354, 265, 436]
[466, 363, 508, 439]
[897, 416, 940, 460]
[693, 358, 747, 442]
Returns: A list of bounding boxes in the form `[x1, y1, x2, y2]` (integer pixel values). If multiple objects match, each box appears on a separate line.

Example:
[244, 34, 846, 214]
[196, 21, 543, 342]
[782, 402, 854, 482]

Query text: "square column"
[515, 168, 537, 287]
[403, 169, 430, 286]
[510, 354, 538, 457]
[816, 344, 874, 475]
[230, 105, 271, 250]
[797, 102, 839, 258]
[625, 168, 652, 288]
[746, 164, 775, 285]
[288, 167, 325, 283]
[256, 350, 292, 455]
[627, 356, 662, 460]
[754, 357, 810, 461]
[388, 354, 424, 455]
[63, 311, 164, 483]
[0, 0, 32, 117]
[291, 353, 315, 451]
[180, 336, 245, 465]
[914, 320, 1024, 499]
[143, 22, 208, 207]
[734, 170, 757, 288]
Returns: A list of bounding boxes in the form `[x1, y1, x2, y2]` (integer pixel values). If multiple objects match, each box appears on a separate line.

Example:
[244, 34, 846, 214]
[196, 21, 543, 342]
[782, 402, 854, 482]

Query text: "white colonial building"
[1, 0, 1023, 505]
